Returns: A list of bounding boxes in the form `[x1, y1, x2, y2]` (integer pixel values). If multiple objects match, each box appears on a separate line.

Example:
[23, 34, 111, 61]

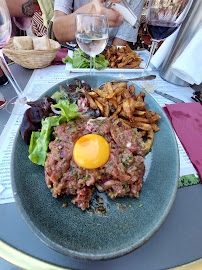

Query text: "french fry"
[133, 101, 147, 110]
[88, 92, 98, 98]
[117, 94, 122, 103]
[111, 105, 122, 118]
[131, 116, 150, 123]
[123, 98, 132, 119]
[115, 87, 124, 95]
[113, 82, 127, 89]
[122, 119, 152, 131]
[110, 98, 118, 109]
[122, 97, 136, 119]
[134, 110, 146, 116]
[104, 101, 110, 117]
[149, 114, 162, 123]
[144, 129, 154, 153]
[129, 84, 136, 98]
[151, 123, 160, 132]
[136, 91, 146, 102]
[81, 89, 97, 109]
[94, 99, 104, 114]
[105, 82, 113, 95]
[94, 89, 108, 98]
[105, 92, 116, 99]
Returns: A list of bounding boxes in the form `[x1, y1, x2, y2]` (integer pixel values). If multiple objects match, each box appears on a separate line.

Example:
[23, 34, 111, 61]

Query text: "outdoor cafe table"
[0, 63, 202, 270]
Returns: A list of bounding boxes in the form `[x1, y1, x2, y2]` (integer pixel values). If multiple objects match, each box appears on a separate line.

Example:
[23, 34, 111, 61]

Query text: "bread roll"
[33, 36, 51, 50]
[13, 36, 33, 50]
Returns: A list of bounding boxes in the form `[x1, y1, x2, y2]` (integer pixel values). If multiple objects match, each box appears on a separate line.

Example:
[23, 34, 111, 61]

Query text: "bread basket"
[3, 38, 61, 69]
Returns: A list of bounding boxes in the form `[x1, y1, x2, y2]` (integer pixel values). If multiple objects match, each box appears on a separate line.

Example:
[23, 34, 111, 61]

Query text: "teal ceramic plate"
[11, 75, 179, 261]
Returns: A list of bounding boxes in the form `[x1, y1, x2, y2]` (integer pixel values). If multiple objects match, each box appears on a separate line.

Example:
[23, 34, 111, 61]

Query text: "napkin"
[163, 102, 202, 182]
[51, 48, 68, 65]
[171, 27, 202, 85]
[150, 27, 180, 69]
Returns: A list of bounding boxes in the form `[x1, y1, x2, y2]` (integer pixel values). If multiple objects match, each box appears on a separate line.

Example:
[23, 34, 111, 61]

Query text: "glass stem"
[0, 50, 26, 100]
[144, 40, 158, 70]
[93, 56, 95, 75]
[89, 56, 92, 75]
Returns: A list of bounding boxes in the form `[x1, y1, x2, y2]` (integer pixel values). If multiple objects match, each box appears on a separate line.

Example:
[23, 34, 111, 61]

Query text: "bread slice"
[13, 36, 33, 50]
[33, 36, 51, 50]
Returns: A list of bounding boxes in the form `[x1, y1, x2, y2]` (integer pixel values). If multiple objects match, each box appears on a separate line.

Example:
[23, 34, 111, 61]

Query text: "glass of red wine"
[144, 0, 193, 70]
[0, 0, 30, 114]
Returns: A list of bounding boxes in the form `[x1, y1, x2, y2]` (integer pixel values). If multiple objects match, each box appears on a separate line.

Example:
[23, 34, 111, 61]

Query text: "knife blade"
[154, 90, 185, 103]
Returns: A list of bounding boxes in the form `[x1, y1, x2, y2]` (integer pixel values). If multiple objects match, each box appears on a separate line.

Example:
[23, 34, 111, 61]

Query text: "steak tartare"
[45, 116, 146, 210]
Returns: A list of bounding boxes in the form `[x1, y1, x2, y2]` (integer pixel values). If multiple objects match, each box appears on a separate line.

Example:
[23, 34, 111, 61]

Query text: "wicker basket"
[3, 37, 61, 69]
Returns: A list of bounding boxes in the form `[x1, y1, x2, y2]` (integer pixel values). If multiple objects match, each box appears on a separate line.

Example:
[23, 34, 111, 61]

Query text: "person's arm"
[53, 0, 124, 43]
[112, 37, 128, 46]
[6, 0, 34, 17]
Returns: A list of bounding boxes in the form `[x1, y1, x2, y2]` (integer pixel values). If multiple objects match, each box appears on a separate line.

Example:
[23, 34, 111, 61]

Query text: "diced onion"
[51, 107, 61, 115]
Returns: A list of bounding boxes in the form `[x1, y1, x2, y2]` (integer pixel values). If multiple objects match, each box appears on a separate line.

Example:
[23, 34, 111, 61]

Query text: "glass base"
[6, 96, 29, 115]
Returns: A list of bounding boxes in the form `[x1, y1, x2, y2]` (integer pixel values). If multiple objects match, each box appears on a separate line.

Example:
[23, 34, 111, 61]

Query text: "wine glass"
[0, 0, 29, 114]
[75, 13, 109, 74]
[144, 0, 193, 71]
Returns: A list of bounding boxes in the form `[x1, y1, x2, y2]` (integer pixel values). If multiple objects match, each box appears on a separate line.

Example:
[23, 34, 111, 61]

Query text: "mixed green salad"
[20, 79, 94, 166]
[62, 48, 109, 70]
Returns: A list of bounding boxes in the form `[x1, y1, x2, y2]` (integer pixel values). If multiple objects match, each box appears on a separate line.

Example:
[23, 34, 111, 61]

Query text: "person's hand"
[92, 0, 124, 27]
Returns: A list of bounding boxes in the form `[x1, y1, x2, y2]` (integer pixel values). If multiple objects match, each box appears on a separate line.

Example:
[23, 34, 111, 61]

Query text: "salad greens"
[52, 100, 82, 121]
[51, 89, 68, 102]
[28, 99, 81, 166]
[62, 48, 109, 70]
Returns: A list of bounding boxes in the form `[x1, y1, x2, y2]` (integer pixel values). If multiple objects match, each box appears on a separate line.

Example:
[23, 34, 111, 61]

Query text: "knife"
[58, 42, 77, 51]
[154, 90, 185, 103]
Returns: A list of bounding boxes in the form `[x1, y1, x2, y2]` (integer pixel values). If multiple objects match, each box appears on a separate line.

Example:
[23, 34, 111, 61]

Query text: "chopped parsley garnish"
[139, 204, 143, 208]
[73, 185, 77, 189]
[126, 156, 132, 161]
[118, 132, 123, 136]
[123, 161, 128, 166]
[123, 184, 128, 188]
[133, 128, 137, 133]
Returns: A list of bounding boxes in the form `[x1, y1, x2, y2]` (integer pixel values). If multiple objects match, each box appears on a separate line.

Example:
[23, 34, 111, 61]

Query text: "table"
[0, 64, 202, 270]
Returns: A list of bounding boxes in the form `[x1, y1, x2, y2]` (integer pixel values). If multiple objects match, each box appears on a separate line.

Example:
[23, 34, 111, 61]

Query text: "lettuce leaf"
[94, 54, 109, 70]
[51, 100, 82, 121]
[28, 100, 81, 166]
[28, 116, 62, 166]
[62, 48, 109, 70]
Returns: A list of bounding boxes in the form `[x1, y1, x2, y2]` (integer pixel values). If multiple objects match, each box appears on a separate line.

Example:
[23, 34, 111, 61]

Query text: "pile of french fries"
[82, 82, 161, 153]
[105, 44, 143, 69]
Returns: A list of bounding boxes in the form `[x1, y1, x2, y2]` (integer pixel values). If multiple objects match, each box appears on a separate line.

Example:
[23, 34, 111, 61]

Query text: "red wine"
[147, 21, 179, 41]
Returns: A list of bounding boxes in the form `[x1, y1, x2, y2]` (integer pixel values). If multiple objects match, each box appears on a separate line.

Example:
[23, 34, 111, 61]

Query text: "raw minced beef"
[45, 116, 146, 210]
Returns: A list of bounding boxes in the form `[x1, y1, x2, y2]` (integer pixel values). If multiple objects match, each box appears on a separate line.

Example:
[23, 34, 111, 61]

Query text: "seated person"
[6, 0, 34, 36]
[53, 0, 145, 46]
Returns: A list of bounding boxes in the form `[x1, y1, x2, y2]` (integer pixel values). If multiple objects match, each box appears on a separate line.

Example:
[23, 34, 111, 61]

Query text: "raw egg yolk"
[73, 134, 110, 169]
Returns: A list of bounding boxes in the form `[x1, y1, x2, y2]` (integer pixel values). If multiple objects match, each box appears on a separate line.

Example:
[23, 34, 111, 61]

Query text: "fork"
[97, 75, 156, 89]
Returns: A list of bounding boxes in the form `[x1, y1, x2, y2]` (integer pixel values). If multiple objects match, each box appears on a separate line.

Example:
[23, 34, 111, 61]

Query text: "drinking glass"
[0, 0, 30, 114]
[75, 13, 109, 74]
[144, 0, 193, 70]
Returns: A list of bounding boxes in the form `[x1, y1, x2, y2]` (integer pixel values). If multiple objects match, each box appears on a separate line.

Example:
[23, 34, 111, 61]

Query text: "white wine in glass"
[75, 13, 109, 74]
